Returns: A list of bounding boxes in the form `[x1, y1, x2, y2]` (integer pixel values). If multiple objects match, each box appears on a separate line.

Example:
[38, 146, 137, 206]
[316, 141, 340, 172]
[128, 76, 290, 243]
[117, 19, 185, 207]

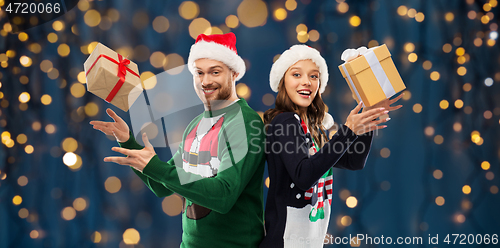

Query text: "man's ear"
[232, 71, 239, 81]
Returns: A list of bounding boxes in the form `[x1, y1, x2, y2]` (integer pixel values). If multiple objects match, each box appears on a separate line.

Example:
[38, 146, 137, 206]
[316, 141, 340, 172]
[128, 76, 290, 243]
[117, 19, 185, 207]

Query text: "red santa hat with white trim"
[187, 32, 246, 81]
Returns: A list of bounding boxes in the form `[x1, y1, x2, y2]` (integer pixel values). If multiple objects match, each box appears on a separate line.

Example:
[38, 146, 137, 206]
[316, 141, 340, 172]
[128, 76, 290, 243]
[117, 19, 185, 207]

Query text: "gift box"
[338, 44, 406, 107]
[84, 43, 143, 112]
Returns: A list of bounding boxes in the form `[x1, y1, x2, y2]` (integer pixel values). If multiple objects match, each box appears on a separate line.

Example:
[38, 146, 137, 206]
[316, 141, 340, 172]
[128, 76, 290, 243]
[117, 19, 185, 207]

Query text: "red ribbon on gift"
[86, 53, 140, 103]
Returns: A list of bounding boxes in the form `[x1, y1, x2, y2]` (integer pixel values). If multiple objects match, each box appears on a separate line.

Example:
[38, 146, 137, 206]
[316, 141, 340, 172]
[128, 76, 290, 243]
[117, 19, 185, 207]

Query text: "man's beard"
[205, 81, 233, 110]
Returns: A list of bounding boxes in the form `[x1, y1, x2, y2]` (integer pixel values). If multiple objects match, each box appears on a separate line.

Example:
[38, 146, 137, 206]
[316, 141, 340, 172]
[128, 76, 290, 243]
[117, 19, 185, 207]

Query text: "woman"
[260, 45, 402, 248]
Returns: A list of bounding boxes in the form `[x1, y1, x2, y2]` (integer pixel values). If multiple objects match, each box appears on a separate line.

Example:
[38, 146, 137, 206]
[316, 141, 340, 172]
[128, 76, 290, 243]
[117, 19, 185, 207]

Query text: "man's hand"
[103, 133, 156, 172]
[90, 108, 130, 142]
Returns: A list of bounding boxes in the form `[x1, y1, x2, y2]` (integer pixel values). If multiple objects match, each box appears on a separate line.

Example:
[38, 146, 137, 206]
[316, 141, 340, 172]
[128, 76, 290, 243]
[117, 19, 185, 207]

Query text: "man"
[90, 32, 266, 247]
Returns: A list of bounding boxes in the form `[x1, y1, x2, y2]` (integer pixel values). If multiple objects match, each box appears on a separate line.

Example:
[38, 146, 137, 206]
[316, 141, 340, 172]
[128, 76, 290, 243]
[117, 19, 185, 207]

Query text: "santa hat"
[269, 45, 329, 93]
[187, 32, 246, 81]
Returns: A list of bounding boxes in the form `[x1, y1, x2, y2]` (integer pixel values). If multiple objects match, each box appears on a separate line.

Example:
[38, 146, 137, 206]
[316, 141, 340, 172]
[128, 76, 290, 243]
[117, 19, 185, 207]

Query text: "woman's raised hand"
[344, 102, 390, 135]
[90, 108, 130, 142]
[363, 93, 404, 113]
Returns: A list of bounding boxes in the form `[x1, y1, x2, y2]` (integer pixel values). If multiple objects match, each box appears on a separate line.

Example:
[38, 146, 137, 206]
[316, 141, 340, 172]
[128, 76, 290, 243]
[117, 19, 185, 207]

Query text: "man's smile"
[202, 87, 218, 95]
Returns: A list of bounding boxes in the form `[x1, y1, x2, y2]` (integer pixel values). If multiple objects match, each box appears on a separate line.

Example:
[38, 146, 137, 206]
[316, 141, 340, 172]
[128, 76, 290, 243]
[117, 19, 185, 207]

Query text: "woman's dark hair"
[264, 76, 329, 147]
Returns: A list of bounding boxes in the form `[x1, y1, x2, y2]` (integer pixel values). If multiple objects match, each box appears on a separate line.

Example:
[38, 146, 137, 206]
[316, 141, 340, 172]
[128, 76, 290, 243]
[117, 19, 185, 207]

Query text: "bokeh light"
[433, 169, 443, 179]
[57, 44, 70, 57]
[236, 83, 251, 100]
[123, 228, 140, 245]
[346, 196, 358, 208]
[19, 56, 32, 67]
[73, 198, 87, 211]
[41, 94, 52, 105]
[105, 176, 122, 194]
[274, 8, 287, 21]
[481, 161, 491, 170]
[63, 152, 77, 166]
[445, 12, 454, 22]
[18, 32, 28, 42]
[226, 15, 239, 28]
[397, 6, 407, 16]
[340, 215, 352, 226]
[349, 16, 361, 27]
[286, 0, 297, 11]
[237, 0, 268, 28]
[188, 18, 211, 39]
[13, 195, 22, 205]
[338, 2, 349, 14]
[380, 148, 391, 158]
[439, 100, 449, 109]
[179, 1, 199, 20]
[454, 99, 464, 109]
[62, 137, 78, 152]
[52, 21, 65, 31]
[435, 196, 445, 206]
[152, 16, 170, 33]
[91, 231, 102, 243]
[430, 71, 440, 81]
[19, 208, 29, 219]
[84, 10, 101, 27]
[404, 42, 415, 52]
[413, 103, 422, 113]
[462, 185, 471, 194]
[40, 123, 52, 136]
[162, 194, 183, 216]
[19, 92, 30, 103]
[61, 207, 76, 220]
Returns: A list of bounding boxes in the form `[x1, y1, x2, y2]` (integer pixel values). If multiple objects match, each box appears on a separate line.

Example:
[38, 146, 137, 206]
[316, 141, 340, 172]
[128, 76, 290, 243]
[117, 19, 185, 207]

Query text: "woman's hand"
[362, 92, 404, 113]
[90, 108, 130, 143]
[345, 102, 390, 135]
[103, 133, 156, 172]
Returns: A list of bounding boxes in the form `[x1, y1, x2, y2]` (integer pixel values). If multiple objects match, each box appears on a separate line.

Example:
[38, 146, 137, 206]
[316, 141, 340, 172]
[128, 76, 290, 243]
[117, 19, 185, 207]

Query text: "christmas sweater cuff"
[142, 155, 169, 182]
[118, 131, 143, 150]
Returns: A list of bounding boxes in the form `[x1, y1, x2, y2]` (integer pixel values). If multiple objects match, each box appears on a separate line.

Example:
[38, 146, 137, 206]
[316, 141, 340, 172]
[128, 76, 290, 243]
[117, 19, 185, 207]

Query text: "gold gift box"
[338, 44, 406, 107]
[84, 43, 143, 112]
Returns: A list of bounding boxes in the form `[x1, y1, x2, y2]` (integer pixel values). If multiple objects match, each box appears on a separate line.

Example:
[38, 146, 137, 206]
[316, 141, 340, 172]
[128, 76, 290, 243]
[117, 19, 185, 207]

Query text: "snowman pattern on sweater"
[281, 114, 334, 248]
[297, 115, 334, 222]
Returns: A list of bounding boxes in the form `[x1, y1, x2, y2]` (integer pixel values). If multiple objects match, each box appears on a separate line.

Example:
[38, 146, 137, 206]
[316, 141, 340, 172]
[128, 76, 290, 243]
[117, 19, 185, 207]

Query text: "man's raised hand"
[104, 133, 156, 172]
[90, 108, 130, 142]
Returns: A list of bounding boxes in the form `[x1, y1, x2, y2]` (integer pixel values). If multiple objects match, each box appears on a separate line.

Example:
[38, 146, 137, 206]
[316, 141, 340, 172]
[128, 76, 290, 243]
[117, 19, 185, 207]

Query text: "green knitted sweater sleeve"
[119, 132, 174, 198]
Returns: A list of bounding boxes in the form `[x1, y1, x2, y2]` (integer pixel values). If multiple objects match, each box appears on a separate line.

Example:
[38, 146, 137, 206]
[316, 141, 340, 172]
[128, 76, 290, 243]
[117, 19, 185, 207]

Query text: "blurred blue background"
[1, 0, 499, 247]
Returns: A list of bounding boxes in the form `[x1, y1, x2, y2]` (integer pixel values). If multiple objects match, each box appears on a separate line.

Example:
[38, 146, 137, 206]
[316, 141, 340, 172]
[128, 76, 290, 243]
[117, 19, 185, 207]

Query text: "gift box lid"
[339, 44, 392, 78]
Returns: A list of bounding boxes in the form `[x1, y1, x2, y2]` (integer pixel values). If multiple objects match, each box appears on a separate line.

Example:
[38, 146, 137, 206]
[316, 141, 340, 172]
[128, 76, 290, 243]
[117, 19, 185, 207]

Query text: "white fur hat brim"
[270, 45, 328, 93]
[187, 41, 246, 81]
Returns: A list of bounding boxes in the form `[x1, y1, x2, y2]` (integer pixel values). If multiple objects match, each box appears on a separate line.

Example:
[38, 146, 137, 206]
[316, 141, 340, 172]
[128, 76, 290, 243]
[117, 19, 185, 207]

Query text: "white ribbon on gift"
[340, 46, 397, 106]
[341, 64, 364, 107]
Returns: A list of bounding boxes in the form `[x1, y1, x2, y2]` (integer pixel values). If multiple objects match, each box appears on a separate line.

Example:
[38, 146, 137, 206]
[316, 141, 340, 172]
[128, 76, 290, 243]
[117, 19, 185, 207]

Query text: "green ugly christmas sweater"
[119, 99, 266, 248]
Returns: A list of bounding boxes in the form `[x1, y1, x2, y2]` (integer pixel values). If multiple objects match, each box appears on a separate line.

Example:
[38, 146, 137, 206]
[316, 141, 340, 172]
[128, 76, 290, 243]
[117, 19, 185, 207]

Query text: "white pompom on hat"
[187, 32, 246, 81]
[322, 113, 334, 130]
[269, 45, 329, 93]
